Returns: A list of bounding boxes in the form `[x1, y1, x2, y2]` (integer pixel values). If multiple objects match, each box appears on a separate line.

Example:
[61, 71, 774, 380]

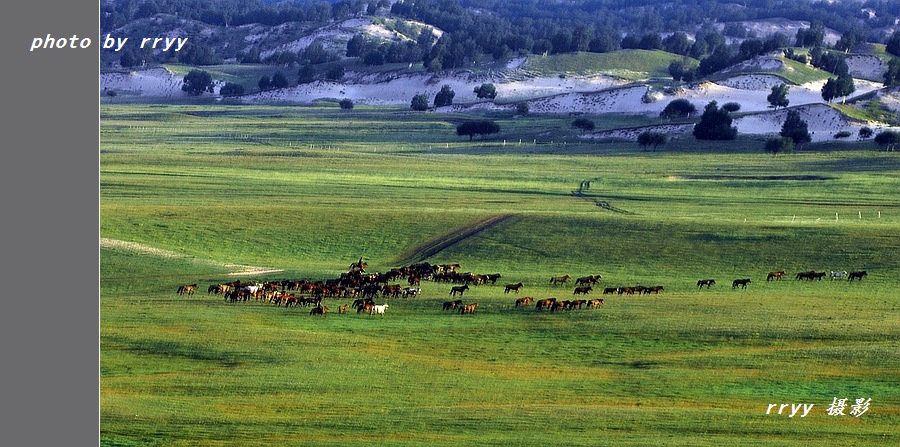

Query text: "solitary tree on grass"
[780, 110, 812, 146]
[182, 69, 214, 95]
[764, 136, 793, 157]
[637, 131, 668, 151]
[693, 101, 737, 140]
[411, 93, 429, 111]
[874, 130, 900, 151]
[571, 118, 595, 132]
[456, 120, 500, 140]
[660, 99, 696, 120]
[767, 83, 790, 110]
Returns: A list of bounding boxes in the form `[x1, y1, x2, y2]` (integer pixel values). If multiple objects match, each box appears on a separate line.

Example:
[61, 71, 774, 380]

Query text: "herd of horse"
[174, 260, 870, 318]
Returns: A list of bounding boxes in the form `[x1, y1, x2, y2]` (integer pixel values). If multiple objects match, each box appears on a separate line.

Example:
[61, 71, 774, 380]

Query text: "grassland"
[101, 104, 900, 446]
[523, 50, 697, 80]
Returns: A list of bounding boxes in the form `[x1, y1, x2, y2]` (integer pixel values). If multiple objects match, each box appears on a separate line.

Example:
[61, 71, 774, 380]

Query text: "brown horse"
[766, 271, 785, 281]
[587, 299, 604, 308]
[573, 286, 593, 295]
[575, 275, 602, 285]
[550, 275, 572, 286]
[697, 279, 716, 289]
[443, 299, 463, 310]
[459, 303, 479, 314]
[535, 298, 556, 311]
[515, 296, 535, 307]
[177, 284, 197, 296]
[309, 305, 330, 316]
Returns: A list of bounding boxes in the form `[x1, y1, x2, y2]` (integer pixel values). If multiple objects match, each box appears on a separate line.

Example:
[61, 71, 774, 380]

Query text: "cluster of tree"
[258, 71, 290, 92]
[693, 101, 737, 141]
[346, 32, 431, 66]
[181, 69, 214, 95]
[456, 120, 500, 140]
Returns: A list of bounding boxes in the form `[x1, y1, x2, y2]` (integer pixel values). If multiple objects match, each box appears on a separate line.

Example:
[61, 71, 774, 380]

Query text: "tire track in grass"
[392, 214, 517, 266]
[100, 238, 283, 276]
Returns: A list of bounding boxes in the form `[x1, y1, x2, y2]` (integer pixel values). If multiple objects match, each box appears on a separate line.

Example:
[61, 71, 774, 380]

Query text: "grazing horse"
[370, 304, 389, 316]
[459, 303, 479, 314]
[535, 298, 556, 311]
[450, 285, 469, 296]
[602, 287, 619, 295]
[504, 282, 525, 294]
[732, 279, 751, 289]
[337, 305, 349, 314]
[515, 296, 534, 307]
[550, 275, 572, 286]
[177, 284, 197, 296]
[573, 286, 593, 295]
[796, 270, 826, 281]
[848, 271, 867, 281]
[766, 271, 785, 281]
[587, 299, 604, 308]
[697, 279, 716, 289]
[443, 300, 463, 310]
[644, 285, 664, 294]
[309, 305, 329, 317]
[830, 271, 848, 281]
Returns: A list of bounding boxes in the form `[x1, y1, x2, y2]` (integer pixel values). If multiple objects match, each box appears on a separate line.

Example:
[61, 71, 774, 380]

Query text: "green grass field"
[523, 50, 697, 81]
[101, 104, 900, 446]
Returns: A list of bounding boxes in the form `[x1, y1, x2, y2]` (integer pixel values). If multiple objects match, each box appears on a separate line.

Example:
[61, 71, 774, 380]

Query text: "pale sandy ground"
[100, 238, 283, 276]
[100, 55, 897, 141]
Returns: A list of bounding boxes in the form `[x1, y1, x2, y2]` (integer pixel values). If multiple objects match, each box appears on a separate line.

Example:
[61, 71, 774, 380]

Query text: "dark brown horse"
[766, 271, 785, 281]
[848, 271, 867, 281]
[504, 282, 525, 294]
[697, 279, 716, 289]
[550, 275, 572, 286]
[450, 285, 469, 296]
[515, 296, 534, 307]
[732, 279, 751, 289]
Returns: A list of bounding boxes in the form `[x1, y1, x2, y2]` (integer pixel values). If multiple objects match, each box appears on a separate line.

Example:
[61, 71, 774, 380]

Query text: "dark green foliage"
[219, 82, 244, 97]
[812, 50, 849, 76]
[764, 136, 793, 156]
[474, 83, 497, 100]
[780, 110, 812, 145]
[456, 120, 500, 140]
[637, 131, 668, 151]
[698, 46, 735, 76]
[768, 84, 790, 110]
[821, 75, 855, 102]
[304, 41, 330, 64]
[298, 64, 316, 85]
[886, 31, 900, 58]
[874, 130, 900, 151]
[795, 21, 825, 48]
[433, 85, 455, 107]
[411, 93, 429, 111]
[571, 118, 595, 132]
[346, 34, 368, 57]
[668, 60, 696, 82]
[258, 75, 271, 92]
[271, 71, 290, 89]
[181, 70, 214, 96]
[339, 98, 354, 109]
[660, 99, 696, 119]
[859, 127, 874, 140]
[325, 65, 345, 81]
[835, 28, 863, 53]
[833, 131, 852, 139]
[721, 102, 741, 113]
[693, 101, 737, 141]
[885, 58, 900, 87]
[516, 102, 529, 115]
[662, 32, 691, 56]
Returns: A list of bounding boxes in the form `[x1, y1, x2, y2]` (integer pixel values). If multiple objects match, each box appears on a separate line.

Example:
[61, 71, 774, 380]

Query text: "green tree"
[859, 127, 874, 140]
[474, 83, 497, 99]
[822, 75, 855, 103]
[258, 75, 271, 92]
[181, 69, 214, 95]
[325, 65, 345, 81]
[660, 99, 696, 119]
[722, 102, 741, 113]
[298, 64, 316, 84]
[886, 31, 900, 58]
[571, 118, 595, 132]
[339, 98, 354, 109]
[411, 93, 429, 111]
[874, 130, 900, 151]
[456, 120, 500, 140]
[219, 82, 245, 97]
[637, 131, 668, 151]
[693, 101, 737, 140]
[271, 71, 290, 89]
[764, 136, 793, 157]
[884, 58, 900, 87]
[433, 85, 455, 107]
[516, 102, 529, 115]
[767, 83, 790, 109]
[780, 110, 812, 146]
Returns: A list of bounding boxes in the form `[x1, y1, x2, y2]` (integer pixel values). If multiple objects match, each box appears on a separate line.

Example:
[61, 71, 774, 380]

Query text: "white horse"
[830, 271, 848, 280]
[370, 304, 389, 316]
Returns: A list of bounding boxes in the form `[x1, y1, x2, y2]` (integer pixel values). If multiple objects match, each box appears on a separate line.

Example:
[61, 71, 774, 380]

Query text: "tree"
[258, 75, 271, 92]
[637, 131, 668, 151]
[874, 131, 900, 151]
[780, 110, 812, 146]
[767, 83, 790, 109]
[886, 31, 900, 58]
[456, 120, 500, 140]
[271, 71, 290, 89]
[325, 65, 344, 81]
[433, 85, 455, 107]
[571, 118, 595, 132]
[693, 101, 737, 140]
[859, 127, 874, 140]
[764, 136, 793, 157]
[885, 58, 900, 87]
[668, 60, 695, 82]
[660, 99, 696, 119]
[298, 64, 316, 84]
[822, 75, 855, 103]
[411, 93, 429, 111]
[219, 82, 245, 97]
[516, 102, 529, 115]
[339, 98, 354, 109]
[722, 102, 741, 113]
[474, 83, 497, 100]
[181, 70, 214, 95]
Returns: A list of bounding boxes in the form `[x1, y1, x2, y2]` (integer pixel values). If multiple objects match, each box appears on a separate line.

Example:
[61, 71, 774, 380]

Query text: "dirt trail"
[392, 214, 516, 266]
[100, 238, 283, 276]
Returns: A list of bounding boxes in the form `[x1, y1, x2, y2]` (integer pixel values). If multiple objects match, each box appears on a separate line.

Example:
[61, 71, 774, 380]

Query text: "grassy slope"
[101, 104, 900, 446]
[523, 50, 697, 80]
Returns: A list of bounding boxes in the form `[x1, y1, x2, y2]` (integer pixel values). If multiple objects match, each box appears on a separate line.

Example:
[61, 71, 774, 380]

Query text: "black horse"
[697, 279, 716, 289]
